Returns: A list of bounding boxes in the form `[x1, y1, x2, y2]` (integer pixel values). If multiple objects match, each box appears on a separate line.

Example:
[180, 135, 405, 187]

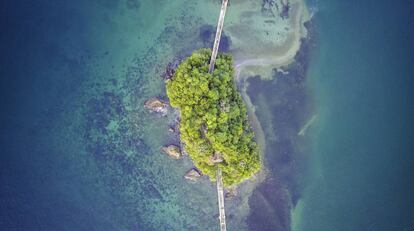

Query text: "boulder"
[163, 62, 177, 80]
[184, 168, 202, 181]
[225, 187, 237, 199]
[208, 152, 224, 165]
[161, 145, 181, 159]
[144, 97, 168, 115]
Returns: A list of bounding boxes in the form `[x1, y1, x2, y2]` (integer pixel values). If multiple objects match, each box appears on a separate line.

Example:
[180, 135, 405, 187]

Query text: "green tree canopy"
[166, 49, 261, 186]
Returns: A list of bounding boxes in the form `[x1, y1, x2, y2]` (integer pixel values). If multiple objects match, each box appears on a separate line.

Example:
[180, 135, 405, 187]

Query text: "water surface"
[294, 0, 414, 230]
[0, 0, 309, 230]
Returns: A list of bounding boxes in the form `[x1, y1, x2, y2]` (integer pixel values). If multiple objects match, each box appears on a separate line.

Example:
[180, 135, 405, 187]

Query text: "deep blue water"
[0, 1, 118, 230]
[299, 0, 414, 230]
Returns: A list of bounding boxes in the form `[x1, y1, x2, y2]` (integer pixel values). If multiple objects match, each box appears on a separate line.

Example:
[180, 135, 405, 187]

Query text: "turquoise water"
[295, 0, 414, 230]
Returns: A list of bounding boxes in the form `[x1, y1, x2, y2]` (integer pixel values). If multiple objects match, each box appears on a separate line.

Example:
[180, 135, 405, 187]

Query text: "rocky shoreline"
[144, 96, 206, 184]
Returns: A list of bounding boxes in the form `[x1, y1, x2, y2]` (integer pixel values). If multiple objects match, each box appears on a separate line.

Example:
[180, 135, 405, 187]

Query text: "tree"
[166, 49, 261, 186]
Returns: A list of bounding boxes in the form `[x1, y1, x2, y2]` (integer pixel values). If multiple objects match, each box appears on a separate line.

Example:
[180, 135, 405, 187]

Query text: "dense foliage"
[166, 49, 261, 186]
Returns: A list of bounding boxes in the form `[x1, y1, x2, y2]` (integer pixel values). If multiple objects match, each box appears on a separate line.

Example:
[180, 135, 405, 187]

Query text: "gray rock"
[184, 168, 202, 181]
[209, 152, 224, 164]
[225, 187, 238, 199]
[161, 145, 182, 159]
[144, 97, 168, 115]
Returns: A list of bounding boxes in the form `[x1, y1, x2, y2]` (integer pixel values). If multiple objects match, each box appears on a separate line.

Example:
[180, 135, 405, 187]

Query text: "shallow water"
[245, 27, 316, 230]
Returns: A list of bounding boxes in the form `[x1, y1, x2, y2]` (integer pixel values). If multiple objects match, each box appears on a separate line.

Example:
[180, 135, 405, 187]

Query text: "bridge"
[216, 168, 226, 231]
[208, 0, 229, 230]
[209, 0, 229, 74]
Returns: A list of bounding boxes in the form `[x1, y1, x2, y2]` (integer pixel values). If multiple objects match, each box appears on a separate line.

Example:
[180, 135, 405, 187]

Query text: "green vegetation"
[166, 49, 261, 186]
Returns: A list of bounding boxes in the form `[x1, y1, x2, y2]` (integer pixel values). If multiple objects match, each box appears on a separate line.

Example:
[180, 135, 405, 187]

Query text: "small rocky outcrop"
[161, 145, 182, 159]
[144, 97, 168, 115]
[184, 168, 202, 181]
[208, 152, 224, 165]
[162, 59, 181, 80]
[225, 187, 238, 199]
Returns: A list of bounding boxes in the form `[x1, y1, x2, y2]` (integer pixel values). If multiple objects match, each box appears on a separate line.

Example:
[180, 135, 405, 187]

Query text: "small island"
[166, 49, 261, 186]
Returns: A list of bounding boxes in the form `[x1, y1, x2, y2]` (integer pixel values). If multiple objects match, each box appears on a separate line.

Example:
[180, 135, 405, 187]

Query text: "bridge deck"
[216, 168, 226, 231]
[208, 0, 229, 74]
[208, 1, 229, 230]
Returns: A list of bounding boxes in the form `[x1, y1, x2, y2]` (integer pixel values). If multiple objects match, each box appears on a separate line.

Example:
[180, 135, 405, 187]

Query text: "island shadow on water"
[246, 21, 317, 231]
